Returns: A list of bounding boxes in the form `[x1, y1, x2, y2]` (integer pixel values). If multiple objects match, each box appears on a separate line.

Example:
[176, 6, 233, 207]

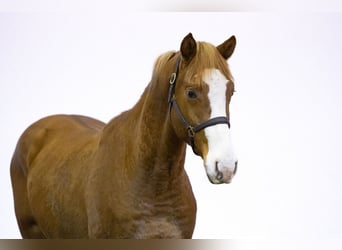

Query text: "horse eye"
[187, 90, 198, 99]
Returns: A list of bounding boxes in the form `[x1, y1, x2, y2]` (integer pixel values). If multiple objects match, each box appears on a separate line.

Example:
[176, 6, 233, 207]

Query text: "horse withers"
[10, 33, 238, 238]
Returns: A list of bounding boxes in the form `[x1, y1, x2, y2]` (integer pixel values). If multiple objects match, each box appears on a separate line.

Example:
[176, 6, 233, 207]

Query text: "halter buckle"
[187, 126, 195, 138]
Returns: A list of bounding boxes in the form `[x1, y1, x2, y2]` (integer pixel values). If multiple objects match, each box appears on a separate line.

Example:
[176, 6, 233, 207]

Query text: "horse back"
[13, 114, 104, 172]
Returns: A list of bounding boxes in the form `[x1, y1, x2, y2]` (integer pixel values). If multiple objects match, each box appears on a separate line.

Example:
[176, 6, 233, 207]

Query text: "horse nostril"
[214, 161, 223, 180]
[233, 161, 238, 175]
[216, 171, 223, 180]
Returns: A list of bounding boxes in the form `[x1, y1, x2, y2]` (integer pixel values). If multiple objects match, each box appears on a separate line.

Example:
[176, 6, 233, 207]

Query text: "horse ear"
[180, 33, 197, 62]
[217, 35, 236, 60]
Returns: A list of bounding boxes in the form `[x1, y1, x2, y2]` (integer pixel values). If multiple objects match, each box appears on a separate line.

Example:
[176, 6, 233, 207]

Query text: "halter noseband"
[168, 56, 230, 154]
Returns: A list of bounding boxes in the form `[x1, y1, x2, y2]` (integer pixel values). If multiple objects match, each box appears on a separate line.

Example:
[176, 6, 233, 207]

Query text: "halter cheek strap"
[168, 56, 230, 154]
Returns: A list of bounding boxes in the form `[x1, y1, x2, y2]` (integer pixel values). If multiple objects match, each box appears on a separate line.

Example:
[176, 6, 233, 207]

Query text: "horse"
[10, 33, 238, 238]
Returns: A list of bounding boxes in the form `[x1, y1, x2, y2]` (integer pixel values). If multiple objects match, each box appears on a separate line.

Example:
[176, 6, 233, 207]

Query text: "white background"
[1, 4, 342, 242]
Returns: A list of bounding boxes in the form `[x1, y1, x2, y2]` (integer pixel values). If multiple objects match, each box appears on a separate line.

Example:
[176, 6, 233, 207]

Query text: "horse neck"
[135, 82, 187, 176]
[100, 65, 187, 185]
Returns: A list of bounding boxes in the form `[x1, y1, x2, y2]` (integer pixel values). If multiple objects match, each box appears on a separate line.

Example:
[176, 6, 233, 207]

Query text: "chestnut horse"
[10, 33, 238, 238]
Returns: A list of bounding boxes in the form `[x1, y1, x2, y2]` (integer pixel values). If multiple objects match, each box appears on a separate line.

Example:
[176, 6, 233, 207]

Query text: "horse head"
[169, 33, 238, 184]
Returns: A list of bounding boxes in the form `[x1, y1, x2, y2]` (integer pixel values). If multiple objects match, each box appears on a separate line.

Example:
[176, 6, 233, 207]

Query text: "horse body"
[11, 88, 196, 238]
[11, 33, 237, 238]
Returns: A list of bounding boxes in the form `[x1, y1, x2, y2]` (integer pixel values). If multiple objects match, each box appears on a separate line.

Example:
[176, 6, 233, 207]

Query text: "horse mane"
[152, 50, 177, 77]
[152, 42, 234, 88]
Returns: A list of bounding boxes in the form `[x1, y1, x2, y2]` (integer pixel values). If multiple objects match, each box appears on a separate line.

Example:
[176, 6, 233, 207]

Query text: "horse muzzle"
[205, 160, 238, 184]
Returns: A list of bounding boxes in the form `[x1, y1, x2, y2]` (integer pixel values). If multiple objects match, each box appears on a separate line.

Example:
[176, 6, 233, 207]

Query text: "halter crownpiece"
[167, 56, 181, 105]
[168, 56, 230, 154]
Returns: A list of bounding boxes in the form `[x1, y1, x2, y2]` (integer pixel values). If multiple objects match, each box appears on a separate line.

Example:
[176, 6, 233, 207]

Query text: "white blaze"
[203, 69, 237, 182]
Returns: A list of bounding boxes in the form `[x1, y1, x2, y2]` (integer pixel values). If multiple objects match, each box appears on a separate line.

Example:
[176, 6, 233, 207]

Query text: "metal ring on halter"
[169, 73, 177, 84]
[187, 126, 195, 138]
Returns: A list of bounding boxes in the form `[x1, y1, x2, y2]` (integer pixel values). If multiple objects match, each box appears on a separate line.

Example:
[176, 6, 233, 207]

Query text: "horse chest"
[125, 198, 195, 238]
[132, 193, 196, 238]
[133, 217, 183, 239]
[87, 187, 196, 238]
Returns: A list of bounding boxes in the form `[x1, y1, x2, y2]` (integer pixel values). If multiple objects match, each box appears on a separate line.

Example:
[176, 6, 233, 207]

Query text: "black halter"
[168, 56, 230, 154]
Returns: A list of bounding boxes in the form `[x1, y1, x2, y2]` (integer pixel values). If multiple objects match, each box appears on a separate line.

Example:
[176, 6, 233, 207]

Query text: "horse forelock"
[182, 42, 234, 87]
[152, 42, 233, 85]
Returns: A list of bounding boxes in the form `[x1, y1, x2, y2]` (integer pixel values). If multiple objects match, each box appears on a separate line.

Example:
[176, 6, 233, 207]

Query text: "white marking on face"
[203, 68, 237, 184]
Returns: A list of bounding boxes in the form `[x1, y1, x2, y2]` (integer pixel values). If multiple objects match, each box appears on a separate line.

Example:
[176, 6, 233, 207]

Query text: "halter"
[168, 56, 230, 154]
